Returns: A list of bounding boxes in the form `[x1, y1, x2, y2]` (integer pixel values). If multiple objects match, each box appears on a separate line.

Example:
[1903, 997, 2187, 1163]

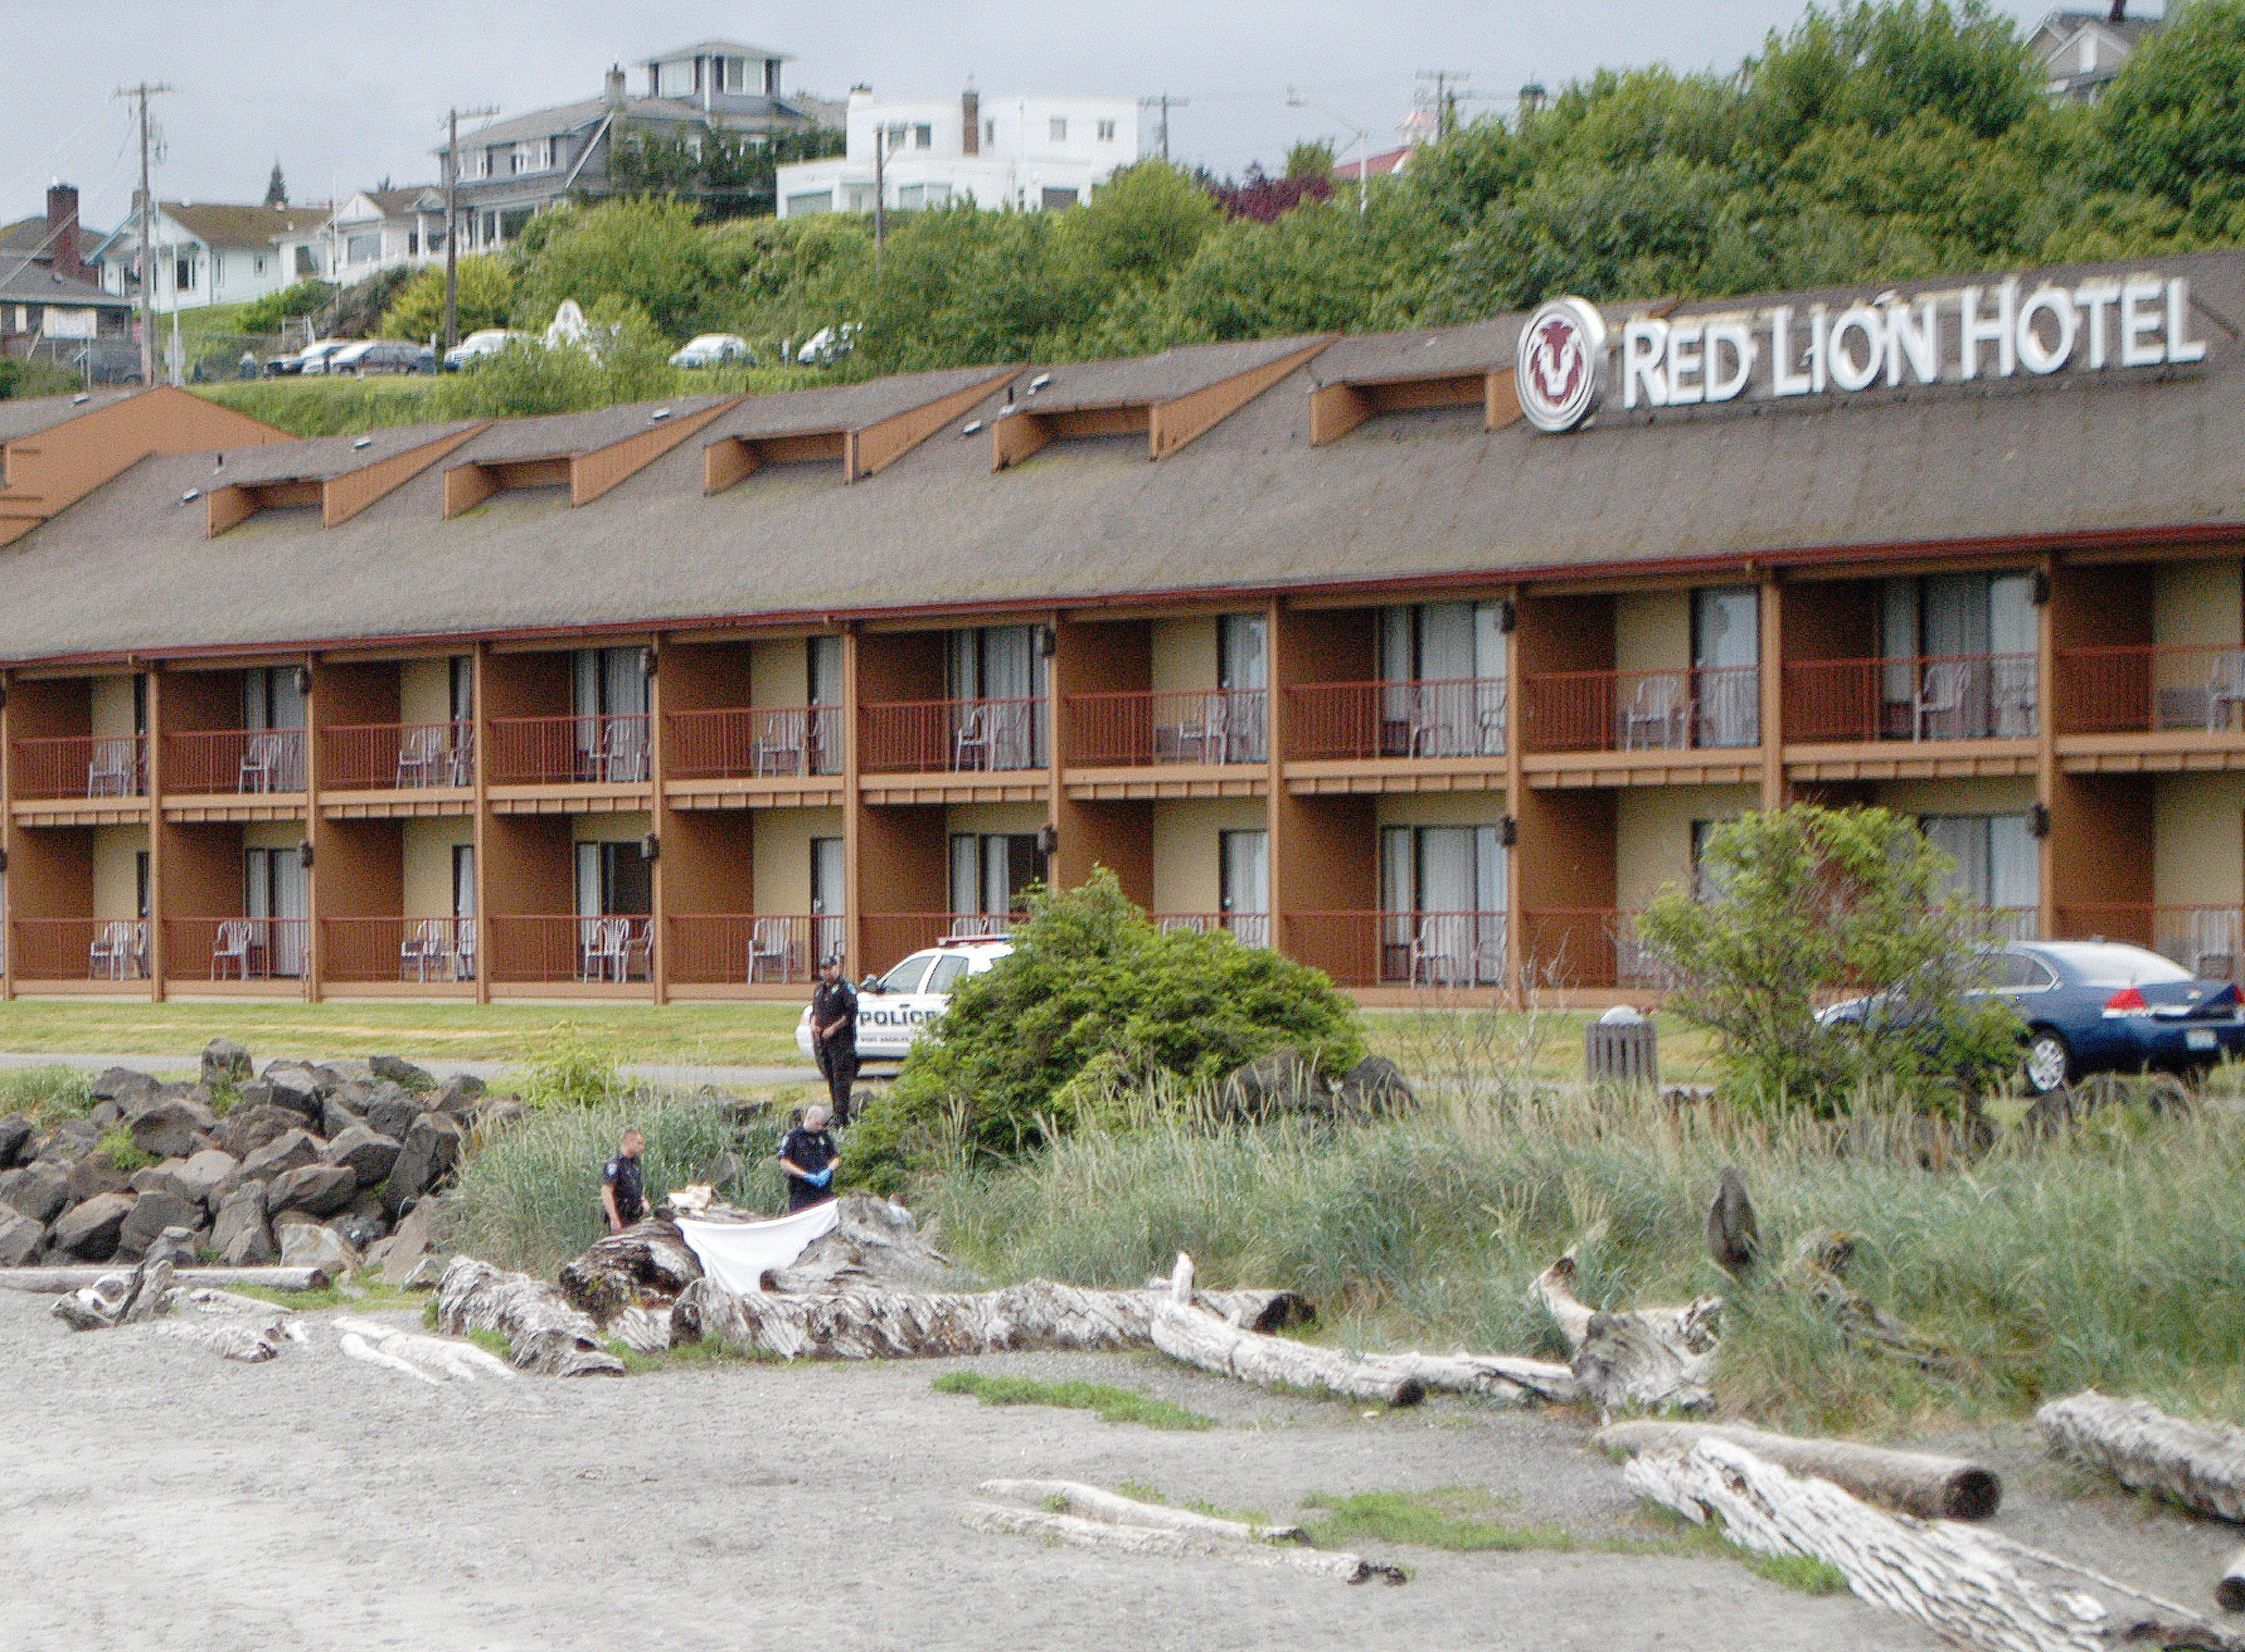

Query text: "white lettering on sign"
[1618, 275, 2208, 413]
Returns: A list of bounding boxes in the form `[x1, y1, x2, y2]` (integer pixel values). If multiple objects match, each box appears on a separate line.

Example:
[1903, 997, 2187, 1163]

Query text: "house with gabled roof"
[2030, 4, 2162, 104]
[88, 201, 331, 311]
[323, 188, 445, 283]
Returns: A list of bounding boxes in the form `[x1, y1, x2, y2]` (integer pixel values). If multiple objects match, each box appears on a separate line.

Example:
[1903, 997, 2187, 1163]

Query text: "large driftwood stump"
[2037, 1390, 2245, 1524]
[51, 1256, 174, 1331]
[435, 1257, 626, 1377]
[1781, 1230, 1961, 1374]
[1597, 1420, 2001, 1520]
[674, 1274, 1182, 1361]
[557, 1218, 702, 1322]
[1531, 1241, 1718, 1411]
[0, 1265, 331, 1294]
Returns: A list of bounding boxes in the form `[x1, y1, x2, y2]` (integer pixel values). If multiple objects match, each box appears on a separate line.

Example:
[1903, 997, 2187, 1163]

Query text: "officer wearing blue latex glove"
[777, 1103, 840, 1213]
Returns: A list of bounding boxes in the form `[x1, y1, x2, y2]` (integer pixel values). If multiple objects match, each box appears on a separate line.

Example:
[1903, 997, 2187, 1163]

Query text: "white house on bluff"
[776, 87, 1145, 218]
[89, 202, 329, 311]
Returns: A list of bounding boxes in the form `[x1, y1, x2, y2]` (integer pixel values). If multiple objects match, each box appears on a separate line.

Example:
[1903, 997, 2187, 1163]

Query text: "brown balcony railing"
[164, 728, 306, 794]
[1063, 688, 1268, 766]
[320, 722, 476, 790]
[1284, 910, 1509, 989]
[171, 917, 309, 981]
[11, 917, 145, 980]
[2054, 644, 2245, 736]
[486, 914, 652, 983]
[1151, 911, 1271, 947]
[320, 916, 476, 983]
[1520, 667, 1759, 755]
[859, 912, 1023, 974]
[1782, 654, 2037, 743]
[1287, 679, 1506, 762]
[668, 913, 843, 984]
[666, 707, 842, 780]
[13, 734, 148, 800]
[487, 715, 648, 786]
[2054, 904, 2238, 976]
[860, 697, 1047, 774]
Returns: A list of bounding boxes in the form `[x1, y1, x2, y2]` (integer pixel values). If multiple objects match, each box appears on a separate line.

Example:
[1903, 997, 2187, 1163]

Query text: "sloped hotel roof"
[0, 251, 2238, 666]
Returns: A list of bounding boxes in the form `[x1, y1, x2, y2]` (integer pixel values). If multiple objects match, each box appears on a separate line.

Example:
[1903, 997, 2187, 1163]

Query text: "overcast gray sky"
[6, 0, 2114, 230]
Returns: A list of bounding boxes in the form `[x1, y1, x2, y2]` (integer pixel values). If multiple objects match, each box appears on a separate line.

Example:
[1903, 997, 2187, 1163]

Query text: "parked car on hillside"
[795, 935, 1013, 1064]
[443, 329, 528, 371]
[266, 339, 350, 377]
[296, 339, 362, 377]
[328, 339, 435, 376]
[669, 333, 754, 369]
[1819, 939, 2245, 1095]
[796, 323, 860, 366]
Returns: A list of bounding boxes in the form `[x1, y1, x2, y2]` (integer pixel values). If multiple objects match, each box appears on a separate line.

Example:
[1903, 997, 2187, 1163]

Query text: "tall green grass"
[924, 1082, 2245, 1432]
[0, 1065, 95, 1128]
[453, 1093, 789, 1274]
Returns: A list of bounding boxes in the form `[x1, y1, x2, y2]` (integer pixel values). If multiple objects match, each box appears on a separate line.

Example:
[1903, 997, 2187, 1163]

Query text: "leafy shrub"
[509, 1023, 624, 1110]
[848, 868, 1365, 1193]
[96, 1126, 155, 1174]
[236, 278, 336, 335]
[1638, 804, 2024, 1115]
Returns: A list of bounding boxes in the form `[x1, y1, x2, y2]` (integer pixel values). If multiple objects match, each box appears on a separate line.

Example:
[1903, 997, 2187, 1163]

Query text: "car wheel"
[2023, 1029, 2072, 1096]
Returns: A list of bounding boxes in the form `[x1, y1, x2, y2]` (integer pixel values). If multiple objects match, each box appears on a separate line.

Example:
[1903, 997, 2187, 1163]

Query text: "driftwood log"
[1, 1265, 331, 1294]
[1597, 1420, 2001, 1521]
[435, 1257, 626, 1377]
[1627, 1436, 2113, 1652]
[1780, 1230, 1961, 1374]
[156, 1316, 298, 1362]
[556, 1218, 702, 1322]
[1148, 1255, 1423, 1407]
[979, 1480, 1305, 1544]
[2218, 1551, 2245, 1615]
[958, 1501, 1406, 1584]
[2037, 1390, 2245, 1524]
[333, 1314, 518, 1384]
[51, 1257, 174, 1330]
[1532, 1239, 1720, 1411]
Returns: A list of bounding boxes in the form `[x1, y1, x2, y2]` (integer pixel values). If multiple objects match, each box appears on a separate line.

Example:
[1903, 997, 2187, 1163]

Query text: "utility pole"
[1139, 94, 1188, 162]
[1416, 71, 1472, 137]
[873, 123, 886, 273]
[443, 105, 498, 354]
[114, 82, 172, 389]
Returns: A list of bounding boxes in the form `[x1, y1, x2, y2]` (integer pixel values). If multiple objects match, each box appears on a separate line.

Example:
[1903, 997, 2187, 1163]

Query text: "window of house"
[985, 118, 996, 145]
[1040, 187, 1079, 211]
[213, 253, 225, 285]
[174, 257, 191, 290]
[295, 244, 317, 277]
[659, 59, 694, 97]
[886, 123, 909, 151]
[1097, 119, 1117, 141]
[914, 123, 932, 148]
[406, 232, 417, 257]
[346, 232, 381, 263]
[253, 254, 265, 275]
[1219, 829, 1270, 945]
[722, 55, 746, 93]
[765, 58, 781, 95]
[946, 626, 1048, 769]
[898, 184, 925, 210]
[1050, 117, 1068, 142]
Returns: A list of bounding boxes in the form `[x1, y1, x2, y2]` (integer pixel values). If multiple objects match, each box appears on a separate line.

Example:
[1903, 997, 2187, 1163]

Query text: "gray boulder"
[322, 1124, 400, 1188]
[64, 1154, 130, 1205]
[0, 1113, 32, 1169]
[320, 1092, 367, 1139]
[266, 1163, 358, 1219]
[0, 1161, 72, 1225]
[261, 1064, 326, 1123]
[382, 1111, 462, 1217]
[378, 1197, 446, 1285]
[211, 1186, 275, 1267]
[369, 1053, 436, 1090]
[51, 1191, 136, 1260]
[238, 1128, 322, 1186]
[201, 1037, 253, 1088]
[1217, 1048, 1330, 1122]
[0, 1208, 45, 1267]
[34, 1119, 101, 1165]
[129, 1161, 193, 1201]
[334, 1194, 389, 1253]
[117, 1191, 202, 1259]
[174, 1149, 239, 1209]
[362, 1083, 421, 1142]
[128, 1095, 219, 1160]
[89, 1067, 161, 1110]
[1335, 1054, 1416, 1117]
[274, 1213, 359, 1273]
[314, 1058, 377, 1089]
[88, 1100, 123, 1128]
[142, 1225, 202, 1270]
[213, 1102, 299, 1161]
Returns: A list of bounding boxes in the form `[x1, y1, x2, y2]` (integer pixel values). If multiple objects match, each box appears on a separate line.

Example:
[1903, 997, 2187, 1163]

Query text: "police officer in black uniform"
[808, 954, 860, 1128]
[600, 1127, 649, 1233]
[777, 1103, 840, 1212]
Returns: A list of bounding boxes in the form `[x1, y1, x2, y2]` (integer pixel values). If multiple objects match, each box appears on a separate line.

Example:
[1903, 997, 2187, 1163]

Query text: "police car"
[795, 936, 1014, 1063]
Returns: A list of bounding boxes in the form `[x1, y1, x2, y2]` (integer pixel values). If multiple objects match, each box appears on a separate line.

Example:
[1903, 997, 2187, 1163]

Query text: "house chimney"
[2108, 0, 2126, 20]
[963, 82, 980, 156]
[45, 182, 84, 284]
[605, 64, 626, 107]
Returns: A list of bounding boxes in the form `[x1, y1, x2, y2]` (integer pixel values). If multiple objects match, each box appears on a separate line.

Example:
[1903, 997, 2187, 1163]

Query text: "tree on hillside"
[2095, 0, 2245, 235]
[509, 197, 716, 338]
[265, 160, 288, 208]
[608, 123, 847, 220]
[381, 255, 514, 342]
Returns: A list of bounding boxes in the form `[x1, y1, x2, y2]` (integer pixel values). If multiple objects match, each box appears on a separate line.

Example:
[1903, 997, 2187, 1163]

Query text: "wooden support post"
[647, 636, 669, 1004]
[146, 665, 166, 1002]
[470, 642, 490, 1005]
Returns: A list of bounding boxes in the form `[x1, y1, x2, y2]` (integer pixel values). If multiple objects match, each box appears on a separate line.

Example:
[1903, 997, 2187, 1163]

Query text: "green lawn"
[0, 999, 808, 1066]
[0, 996, 1714, 1085]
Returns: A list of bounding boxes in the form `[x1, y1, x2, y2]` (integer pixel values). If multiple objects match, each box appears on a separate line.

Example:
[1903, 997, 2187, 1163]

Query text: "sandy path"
[4, 1289, 1957, 1652]
[22, 1290, 2230, 1652]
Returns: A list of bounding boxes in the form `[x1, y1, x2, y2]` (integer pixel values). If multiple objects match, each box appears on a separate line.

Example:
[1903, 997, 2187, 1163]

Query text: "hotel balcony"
[661, 707, 844, 811]
[1060, 687, 1267, 800]
[2054, 904, 2242, 979]
[1781, 653, 2037, 780]
[2053, 645, 2245, 773]
[1286, 910, 1511, 990]
[858, 696, 1048, 803]
[14, 733, 147, 800]
[486, 713, 649, 787]
[1152, 910, 1270, 947]
[859, 911, 1024, 972]
[485, 914, 653, 986]
[319, 917, 477, 988]
[12, 917, 149, 985]
[320, 721, 476, 793]
[668, 912, 842, 988]
[172, 917, 311, 984]
[1516, 666, 1760, 787]
[164, 728, 307, 796]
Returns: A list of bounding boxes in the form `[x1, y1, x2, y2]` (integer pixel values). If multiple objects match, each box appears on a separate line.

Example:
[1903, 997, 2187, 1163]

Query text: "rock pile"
[0, 1040, 518, 1275]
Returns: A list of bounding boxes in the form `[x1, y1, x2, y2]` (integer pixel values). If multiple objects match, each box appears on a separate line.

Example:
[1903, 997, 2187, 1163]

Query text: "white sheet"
[676, 1203, 840, 1295]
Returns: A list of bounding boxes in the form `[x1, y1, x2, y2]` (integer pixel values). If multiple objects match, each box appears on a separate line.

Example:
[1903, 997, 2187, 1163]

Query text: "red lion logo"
[1527, 315, 1585, 409]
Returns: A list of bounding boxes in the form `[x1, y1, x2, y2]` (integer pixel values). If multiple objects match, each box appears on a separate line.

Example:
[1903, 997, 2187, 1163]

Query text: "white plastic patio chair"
[1914, 662, 1967, 741]
[747, 917, 791, 982]
[1620, 675, 1690, 750]
[211, 920, 254, 980]
[399, 918, 447, 982]
[86, 738, 136, 797]
[88, 921, 131, 980]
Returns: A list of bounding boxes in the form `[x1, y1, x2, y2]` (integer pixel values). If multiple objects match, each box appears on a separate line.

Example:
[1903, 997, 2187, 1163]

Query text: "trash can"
[1585, 1006, 1658, 1088]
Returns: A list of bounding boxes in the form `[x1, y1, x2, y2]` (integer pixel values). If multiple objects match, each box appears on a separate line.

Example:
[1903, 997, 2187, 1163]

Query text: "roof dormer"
[701, 364, 1017, 491]
[990, 335, 1329, 470]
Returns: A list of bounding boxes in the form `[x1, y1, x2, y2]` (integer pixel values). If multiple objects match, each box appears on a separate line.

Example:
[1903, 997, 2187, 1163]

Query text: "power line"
[441, 105, 499, 352]
[1138, 94, 1189, 162]
[114, 82, 172, 389]
[1415, 69, 1473, 137]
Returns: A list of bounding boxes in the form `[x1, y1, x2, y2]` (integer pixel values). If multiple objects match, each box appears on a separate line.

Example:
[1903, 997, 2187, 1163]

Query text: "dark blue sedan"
[1824, 940, 2245, 1095]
